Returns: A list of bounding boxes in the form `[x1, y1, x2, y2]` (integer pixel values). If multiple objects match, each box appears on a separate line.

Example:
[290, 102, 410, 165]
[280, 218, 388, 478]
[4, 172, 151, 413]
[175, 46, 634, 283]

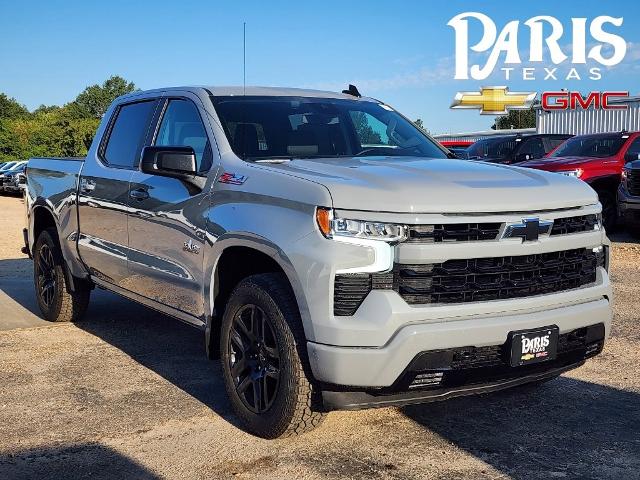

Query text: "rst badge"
[183, 239, 201, 255]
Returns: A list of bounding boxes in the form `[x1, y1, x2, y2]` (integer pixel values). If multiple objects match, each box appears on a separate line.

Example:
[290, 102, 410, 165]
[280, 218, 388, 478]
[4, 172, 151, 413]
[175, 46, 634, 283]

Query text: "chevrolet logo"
[451, 86, 537, 115]
[503, 218, 553, 242]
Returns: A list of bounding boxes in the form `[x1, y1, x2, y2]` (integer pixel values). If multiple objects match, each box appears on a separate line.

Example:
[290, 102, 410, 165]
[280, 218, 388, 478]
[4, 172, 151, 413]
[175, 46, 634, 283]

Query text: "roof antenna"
[342, 84, 361, 97]
[243, 22, 246, 95]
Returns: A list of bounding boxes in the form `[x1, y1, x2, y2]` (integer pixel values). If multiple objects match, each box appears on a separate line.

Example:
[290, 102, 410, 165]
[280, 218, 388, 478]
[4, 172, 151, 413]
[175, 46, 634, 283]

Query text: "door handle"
[79, 178, 96, 193]
[129, 188, 149, 201]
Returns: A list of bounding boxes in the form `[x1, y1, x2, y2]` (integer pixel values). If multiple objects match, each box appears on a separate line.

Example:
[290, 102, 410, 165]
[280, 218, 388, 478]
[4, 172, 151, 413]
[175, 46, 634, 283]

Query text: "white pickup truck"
[24, 86, 612, 438]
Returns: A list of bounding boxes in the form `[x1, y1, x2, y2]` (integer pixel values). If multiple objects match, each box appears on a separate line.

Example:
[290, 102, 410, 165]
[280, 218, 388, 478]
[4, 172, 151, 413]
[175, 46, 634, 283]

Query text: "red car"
[439, 140, 474, 148]
[517, 131, 640, 229]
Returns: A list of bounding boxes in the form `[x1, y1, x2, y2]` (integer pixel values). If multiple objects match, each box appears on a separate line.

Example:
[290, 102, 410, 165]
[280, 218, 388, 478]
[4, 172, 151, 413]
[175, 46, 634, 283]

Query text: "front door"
[77, 99, 158, 287]
[126, 97, 215, 320]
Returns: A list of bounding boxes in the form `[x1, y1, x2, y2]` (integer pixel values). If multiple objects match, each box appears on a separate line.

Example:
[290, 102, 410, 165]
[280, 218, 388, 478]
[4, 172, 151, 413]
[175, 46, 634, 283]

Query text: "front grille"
[550, 214, 598, 235]
[628, 169, 640, 196]
[334, 248, 598, 315]
[396, 248, 597, 305]
[407, 223, 502, 243]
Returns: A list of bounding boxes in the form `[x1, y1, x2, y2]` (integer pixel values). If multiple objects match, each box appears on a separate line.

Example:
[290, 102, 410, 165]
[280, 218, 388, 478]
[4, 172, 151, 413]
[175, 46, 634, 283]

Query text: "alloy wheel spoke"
[263, 344, 279, 360]
[252, 377, 264, 412]
[230, 355, 247, 378]
[236, 375, 252, 395]
[235, 313, 255, 343]
[260, 375, 271, 410]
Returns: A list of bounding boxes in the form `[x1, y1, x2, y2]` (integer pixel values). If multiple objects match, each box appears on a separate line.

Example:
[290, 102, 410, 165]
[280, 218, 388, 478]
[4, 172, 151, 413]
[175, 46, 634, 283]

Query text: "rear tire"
[33, 228, 90, 322]
[220, 273, 325, 438]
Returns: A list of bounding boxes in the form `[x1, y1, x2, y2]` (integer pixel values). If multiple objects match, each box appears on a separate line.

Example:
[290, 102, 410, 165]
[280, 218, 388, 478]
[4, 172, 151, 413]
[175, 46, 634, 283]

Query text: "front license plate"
[509, 326, 559, 367]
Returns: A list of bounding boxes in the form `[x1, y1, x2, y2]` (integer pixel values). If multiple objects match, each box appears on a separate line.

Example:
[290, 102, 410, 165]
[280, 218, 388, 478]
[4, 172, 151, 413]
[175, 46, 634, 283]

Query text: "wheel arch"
[204, 234, 313, 359]
[30, 202, 85, 294]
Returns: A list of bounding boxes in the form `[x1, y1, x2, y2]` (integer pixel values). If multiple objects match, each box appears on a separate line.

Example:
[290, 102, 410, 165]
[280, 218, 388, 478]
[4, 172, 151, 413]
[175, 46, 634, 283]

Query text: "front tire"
[33, 228, 90, 322]
[220, 273, 325, 438]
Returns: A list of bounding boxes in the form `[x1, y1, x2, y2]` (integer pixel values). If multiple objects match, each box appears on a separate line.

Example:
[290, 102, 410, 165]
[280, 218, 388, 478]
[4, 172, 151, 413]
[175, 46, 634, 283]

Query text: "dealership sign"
[448, 12, 627, 81]
[451, 87, 629, 115]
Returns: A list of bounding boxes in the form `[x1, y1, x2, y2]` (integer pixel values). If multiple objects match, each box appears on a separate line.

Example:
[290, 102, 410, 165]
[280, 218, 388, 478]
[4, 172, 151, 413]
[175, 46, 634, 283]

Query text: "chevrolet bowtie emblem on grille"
[502, 218, 553, 242]
[451, 86, 537, 115]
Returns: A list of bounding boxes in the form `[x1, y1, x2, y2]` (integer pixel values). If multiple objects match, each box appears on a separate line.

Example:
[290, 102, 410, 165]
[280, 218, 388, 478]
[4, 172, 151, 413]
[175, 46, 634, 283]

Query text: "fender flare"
[203, 232, 313, 358]
[30, 200, 81, 293]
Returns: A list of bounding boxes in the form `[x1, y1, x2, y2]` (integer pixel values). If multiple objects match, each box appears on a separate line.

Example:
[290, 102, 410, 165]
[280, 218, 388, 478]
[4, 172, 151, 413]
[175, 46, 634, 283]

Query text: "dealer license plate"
[509, 326, 559, 367]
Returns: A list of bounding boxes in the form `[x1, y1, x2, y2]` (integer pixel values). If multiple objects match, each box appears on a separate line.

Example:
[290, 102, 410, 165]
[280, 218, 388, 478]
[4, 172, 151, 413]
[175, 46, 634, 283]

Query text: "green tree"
[71, 75, 137, 118]
[0, 93, 30, 120]
[0, 75, 136, 162]
[492, 103, 538, 130]
[351, 111, 382, 144]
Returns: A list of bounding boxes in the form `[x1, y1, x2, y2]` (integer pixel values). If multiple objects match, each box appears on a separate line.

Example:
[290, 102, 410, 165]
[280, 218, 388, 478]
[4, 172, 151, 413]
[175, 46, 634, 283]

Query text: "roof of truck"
[123, 85, 378, 101]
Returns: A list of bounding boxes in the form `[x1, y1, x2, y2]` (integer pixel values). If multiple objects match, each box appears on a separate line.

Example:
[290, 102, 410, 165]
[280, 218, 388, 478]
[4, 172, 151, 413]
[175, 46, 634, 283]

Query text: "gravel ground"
[0, 195, 638, 480]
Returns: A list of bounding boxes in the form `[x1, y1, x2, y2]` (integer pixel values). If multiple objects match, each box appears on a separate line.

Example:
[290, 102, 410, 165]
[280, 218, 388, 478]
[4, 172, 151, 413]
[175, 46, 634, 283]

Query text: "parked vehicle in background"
[467, 134, 572, 165]
[5, 169, 27, 194]
[24, 86, 612, 439]
[518, 132, 640, 230]
[439, 140, 473, 159]
[0, 162, 27, 193]
[0, 161, 20, 172]
[619, 159, 640, 237]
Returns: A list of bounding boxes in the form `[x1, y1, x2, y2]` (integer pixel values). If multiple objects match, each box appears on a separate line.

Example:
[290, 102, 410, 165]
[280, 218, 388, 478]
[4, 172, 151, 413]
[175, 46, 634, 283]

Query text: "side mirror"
[140, 146, 205, 190]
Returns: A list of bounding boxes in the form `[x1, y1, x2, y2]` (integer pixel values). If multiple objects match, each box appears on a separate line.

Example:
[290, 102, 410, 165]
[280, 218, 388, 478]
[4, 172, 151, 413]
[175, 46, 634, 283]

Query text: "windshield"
[549, 134, 626, 158]
[210, 96, 447, 160]
[466, 137, 518, 160]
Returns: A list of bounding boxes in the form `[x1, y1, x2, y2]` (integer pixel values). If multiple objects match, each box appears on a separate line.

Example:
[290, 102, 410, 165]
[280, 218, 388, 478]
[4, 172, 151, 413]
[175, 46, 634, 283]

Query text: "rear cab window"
[101, 100, 157, 169]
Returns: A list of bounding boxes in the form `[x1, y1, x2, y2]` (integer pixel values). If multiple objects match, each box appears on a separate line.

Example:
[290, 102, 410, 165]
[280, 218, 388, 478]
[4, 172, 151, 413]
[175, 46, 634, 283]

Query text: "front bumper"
[308, 296, 611, 389]
[322, 359, 585, 411]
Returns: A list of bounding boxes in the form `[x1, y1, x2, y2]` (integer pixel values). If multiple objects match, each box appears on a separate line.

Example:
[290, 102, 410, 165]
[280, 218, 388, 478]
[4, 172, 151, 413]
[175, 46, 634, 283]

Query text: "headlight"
[559, 169, 583, 178]
[595, 212, 603, 231]
[316, 207, 406, 242]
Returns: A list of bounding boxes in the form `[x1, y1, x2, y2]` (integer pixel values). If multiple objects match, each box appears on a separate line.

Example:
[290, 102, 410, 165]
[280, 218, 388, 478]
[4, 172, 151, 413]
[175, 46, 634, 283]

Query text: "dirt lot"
[0, 194, 638, 480]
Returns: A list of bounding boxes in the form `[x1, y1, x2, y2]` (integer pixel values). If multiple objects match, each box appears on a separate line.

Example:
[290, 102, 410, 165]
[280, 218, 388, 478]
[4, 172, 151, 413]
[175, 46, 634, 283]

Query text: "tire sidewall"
[220, 277, 301, 437]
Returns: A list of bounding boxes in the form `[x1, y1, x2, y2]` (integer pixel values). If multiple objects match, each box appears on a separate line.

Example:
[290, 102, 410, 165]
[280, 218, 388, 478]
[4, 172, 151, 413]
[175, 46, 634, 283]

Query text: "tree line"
[0, 76, 137, 163]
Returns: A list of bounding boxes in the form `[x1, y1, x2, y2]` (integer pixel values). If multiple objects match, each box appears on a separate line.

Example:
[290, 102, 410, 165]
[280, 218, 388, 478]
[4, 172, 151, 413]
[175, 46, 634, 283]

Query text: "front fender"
[203, 232, 315, 355]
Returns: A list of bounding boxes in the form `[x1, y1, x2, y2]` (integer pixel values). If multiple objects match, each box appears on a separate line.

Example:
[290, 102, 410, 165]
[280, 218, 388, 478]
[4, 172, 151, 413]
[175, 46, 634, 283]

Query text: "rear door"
[126, 95, 215, 320]
[77, 99, 158, 286]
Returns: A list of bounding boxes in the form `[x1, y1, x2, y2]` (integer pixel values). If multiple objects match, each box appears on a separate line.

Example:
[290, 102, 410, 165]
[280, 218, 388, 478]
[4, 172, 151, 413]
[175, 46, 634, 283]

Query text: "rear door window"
[103, 100, 157, 169]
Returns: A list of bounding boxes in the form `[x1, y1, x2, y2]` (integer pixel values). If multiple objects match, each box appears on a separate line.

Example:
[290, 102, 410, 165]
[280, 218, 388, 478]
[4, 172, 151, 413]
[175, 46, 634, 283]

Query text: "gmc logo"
[542, 91, 629, 110]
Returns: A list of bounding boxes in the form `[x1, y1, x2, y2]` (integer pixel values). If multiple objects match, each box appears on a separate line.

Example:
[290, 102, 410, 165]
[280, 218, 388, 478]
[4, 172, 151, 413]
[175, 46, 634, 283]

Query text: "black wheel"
[33, 228, 90, 322]
[220, 273, 325, 438]
[599, 190, 618, 231]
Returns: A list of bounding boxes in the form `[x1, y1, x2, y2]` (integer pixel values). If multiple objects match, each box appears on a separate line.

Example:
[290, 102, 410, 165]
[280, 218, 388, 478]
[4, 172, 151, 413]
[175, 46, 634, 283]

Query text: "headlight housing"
[316, 208, 406, 242]
[559, 168, 583, 178]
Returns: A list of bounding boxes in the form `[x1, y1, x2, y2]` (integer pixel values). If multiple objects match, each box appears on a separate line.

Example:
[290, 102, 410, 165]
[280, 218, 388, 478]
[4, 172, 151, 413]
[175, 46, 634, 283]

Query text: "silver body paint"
[26, 86, 612, 388]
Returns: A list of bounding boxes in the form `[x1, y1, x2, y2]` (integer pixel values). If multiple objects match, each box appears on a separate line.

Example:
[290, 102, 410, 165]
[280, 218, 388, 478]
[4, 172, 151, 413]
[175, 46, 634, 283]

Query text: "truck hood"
[516, 155, 615, 171]
[260, 156, 597, 213]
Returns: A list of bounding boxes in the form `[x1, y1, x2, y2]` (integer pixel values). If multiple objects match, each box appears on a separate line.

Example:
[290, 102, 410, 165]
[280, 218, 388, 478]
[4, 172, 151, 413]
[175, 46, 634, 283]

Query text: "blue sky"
[1, 0, 638, 134]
